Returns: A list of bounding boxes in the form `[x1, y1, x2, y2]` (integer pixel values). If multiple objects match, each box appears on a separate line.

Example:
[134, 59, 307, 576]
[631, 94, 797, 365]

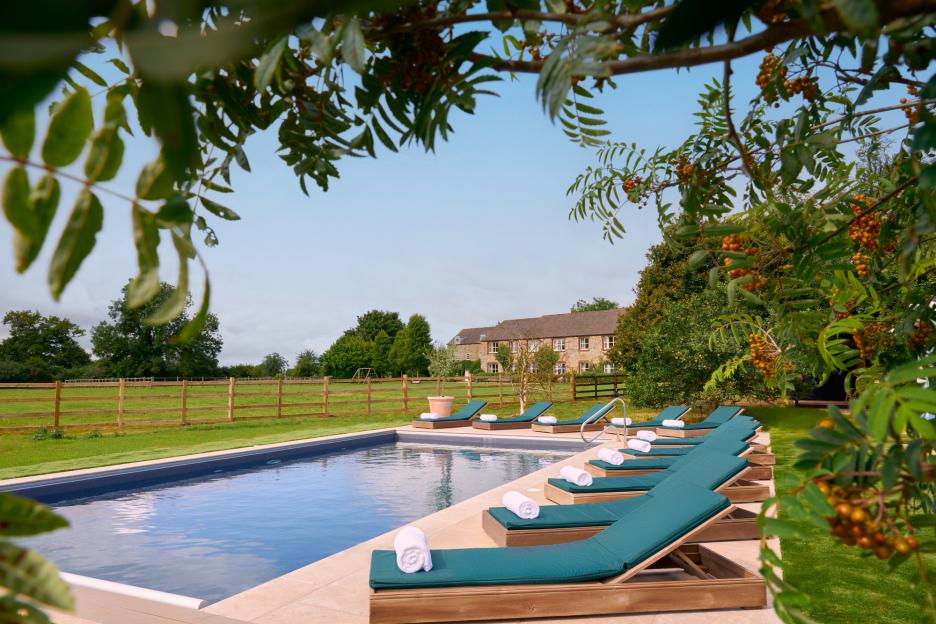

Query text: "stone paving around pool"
[37, 424, 780, 624]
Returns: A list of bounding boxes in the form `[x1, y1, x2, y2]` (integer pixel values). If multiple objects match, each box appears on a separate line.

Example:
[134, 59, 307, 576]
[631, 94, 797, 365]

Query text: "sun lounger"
[530, 402, 609, 433]
[544, 449, 769, 505]
[655, 405, 745, 438]
[619, 404, 691, 430]
[369, 483, 766, 623]
[411, 400, 487, 429]
[471, 401, 553, 430]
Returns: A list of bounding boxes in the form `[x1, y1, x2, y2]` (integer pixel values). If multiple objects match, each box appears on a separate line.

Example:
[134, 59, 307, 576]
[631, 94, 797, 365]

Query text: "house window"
[488, 342, 498, 354]
[603, 335, 616, 350]
[554, 362, 566, 375]
[510, 340, 518, 353]
[579, 361, 590, 373]
[464, 353, 471, 360]
[552, 338, 565, 352]
[604, 362, 614, 373]
[529, 339, 539, 350]
[488, 362, 499, 374]
[579, 337, 589, 350]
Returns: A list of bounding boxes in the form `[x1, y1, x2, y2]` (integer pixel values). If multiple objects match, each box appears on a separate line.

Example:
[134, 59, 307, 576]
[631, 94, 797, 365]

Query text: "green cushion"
[549, 403, 607, 426]
[370, 484, 729, 589]
[620, 446, 694, 457]
[652, 450, 748, 495]
[422, 399, 487, 422]
[548, 473, 665, 493]
[655, 405, 744, 431]
[651, 437, 706, 446]
[625, 404, 690, 428]
[491, 401, 553, 424]
[489, 497, 651, 530]
[589, 458, 675, 470]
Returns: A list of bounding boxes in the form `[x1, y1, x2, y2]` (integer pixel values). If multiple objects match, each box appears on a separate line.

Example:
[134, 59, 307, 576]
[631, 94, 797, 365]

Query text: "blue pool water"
[24, 442, 570, 602]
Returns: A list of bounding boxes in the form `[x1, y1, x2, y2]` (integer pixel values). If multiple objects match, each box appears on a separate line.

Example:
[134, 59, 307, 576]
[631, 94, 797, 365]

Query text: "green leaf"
[136, 156, 175, 200]
[173, 275, 210, 343]
[17, 175, 60, 273]
[41, 87, 93, 167]
[833, 0, 879, 33]
[342, 18, 366, 73]
[761, 517, 800, 539]
[200, 197, 240, 221]
[806, 130, 837, 150]
[911, 121, 936, 152]
[654, 0, 757, 52]
[254, 37, 287, 92]
[71, 60, 107, 87]
[155, 194, 193, 227]
[2, 166, 35, 240]
[0, 541, 74, 610]
[48, 188, 103, 300]
[136, 82, 200, 179]
[687, 249, 709, 270]
[145, 233, 191, 325]
[0, 492, 68, 537]
[127, 205, 161, 309]
[0, 108, 35, 159]
[84, 127, 124, 182]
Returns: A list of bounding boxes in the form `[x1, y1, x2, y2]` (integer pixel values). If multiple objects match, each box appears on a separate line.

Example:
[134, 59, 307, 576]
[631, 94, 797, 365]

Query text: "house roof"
[455, 308, 626, 343]
[450, 326, 497, 345]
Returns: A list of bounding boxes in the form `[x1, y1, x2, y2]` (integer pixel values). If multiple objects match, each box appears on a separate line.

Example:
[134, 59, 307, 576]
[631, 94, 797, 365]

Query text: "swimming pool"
[18, 436, 573, 602]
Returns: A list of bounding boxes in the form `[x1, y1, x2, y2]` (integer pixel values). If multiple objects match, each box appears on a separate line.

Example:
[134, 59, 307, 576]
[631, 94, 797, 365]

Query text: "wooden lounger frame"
[585, 461, 773, 481]
[544, 467, 771, 505]
[530, 421, 606, 434]
[411, 416, 478, 429]
[370, 507, 766, 624]
[471, 420, 533, 430]
[482, 506, 760, 547]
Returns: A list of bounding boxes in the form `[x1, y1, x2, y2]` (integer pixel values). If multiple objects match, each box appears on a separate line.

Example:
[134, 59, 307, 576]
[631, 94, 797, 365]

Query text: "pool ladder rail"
[580, 397, 628, 444]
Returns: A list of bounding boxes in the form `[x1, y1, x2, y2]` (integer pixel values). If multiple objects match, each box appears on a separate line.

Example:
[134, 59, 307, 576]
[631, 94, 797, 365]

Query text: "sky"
[0, 37, 767, 365]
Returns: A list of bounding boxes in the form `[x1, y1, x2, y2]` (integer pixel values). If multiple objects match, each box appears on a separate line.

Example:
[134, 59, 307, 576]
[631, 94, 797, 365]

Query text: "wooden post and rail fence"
[0, 372, 621, 434]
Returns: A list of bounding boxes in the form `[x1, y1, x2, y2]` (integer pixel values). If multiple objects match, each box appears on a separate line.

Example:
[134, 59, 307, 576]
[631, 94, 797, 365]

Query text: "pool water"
[24, 442, 570, 602]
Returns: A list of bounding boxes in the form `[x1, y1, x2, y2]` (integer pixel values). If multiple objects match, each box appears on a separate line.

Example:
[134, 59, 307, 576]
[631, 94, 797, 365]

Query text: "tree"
[494, 343, 513, 373]
[320, 334, 373, 378]
[0, 310, 89, 369]
[571, 297, 620, 312]
[259, 352, 287, 377]
[371, 330, 392, 376]
[292, 349, 321, 377]
[91, 282, 222, 378]
[427, 342, 459, 393]
[347, 310, 405, 342]
[390, 314, 432, 376]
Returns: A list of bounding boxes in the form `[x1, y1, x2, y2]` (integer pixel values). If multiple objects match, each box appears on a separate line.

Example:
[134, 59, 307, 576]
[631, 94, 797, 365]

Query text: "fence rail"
[572, 373, 625, 400]
[0, 374, 573, 434]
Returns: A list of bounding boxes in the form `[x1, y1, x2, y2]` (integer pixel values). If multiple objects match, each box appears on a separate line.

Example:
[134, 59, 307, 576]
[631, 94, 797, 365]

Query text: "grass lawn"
[747, 405, 935, 624]
[0, 399, 651, 479]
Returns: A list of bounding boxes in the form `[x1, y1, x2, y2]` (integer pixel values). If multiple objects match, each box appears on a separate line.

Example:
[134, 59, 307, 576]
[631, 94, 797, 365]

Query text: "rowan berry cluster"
[756, 52, 784, 102]
[721, 235, 743, 252]
[783, 75, 818, 100]
[749, 333, 777, 376]
[852, 251, 870, 277]
[671, 156, 694, 183]
[848, 193, 880, 250]
[743, 275, 768, 292]
[372, 5, 447, 95]
[909, 319, 934, 350]
[621, 176, 641, 192]
[854, 322, 889, 361]
[820, 481, 917, 559]
[901, 85, 920, 124]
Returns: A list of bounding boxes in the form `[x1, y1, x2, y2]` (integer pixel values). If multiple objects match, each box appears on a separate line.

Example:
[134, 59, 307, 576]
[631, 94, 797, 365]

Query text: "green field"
[747, 406, 935, 623]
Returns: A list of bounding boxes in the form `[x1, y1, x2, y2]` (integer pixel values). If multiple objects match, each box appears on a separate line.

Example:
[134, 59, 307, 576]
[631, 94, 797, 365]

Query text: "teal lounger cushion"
[547, 403, 607, 426]
[423, 399, 487, 421]
[658, 405, 743, 430]
[488, 401, 553, 424]
[489, 496, 652, 530]
[549, 473, 664, 493]
[588, 458, 676, 471]
[369, 484, 729, 589]
[623, 404, 690, 428]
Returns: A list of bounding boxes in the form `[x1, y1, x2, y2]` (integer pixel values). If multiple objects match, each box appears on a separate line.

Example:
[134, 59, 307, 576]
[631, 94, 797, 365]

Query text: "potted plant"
[427, 343, 458, 417]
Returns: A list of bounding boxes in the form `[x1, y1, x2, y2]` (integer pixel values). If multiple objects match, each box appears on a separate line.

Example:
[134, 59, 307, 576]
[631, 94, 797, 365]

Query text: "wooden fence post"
[367, 377, 372, 417]
[570, 372, 576, 401]
[53, 380, 61, 429]
[466, 371, 473, 401]
[593, 375, 598, 399]
[227, 377, 236, 422]
[402, 375, 408, 416]
[117, 378, 126, 429]
[181, 379, 188, 425]
[323, 376, 330, 416]
[497, 373, 503, 405]
[276, 377, 284, 418]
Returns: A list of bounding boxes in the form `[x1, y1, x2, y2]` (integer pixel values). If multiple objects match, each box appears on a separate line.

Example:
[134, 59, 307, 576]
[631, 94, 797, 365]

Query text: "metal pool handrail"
[580, 397, 627, 444]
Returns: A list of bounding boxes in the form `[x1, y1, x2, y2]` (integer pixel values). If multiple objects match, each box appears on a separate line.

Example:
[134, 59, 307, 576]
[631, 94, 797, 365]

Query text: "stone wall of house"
[477, 334, 616, 374]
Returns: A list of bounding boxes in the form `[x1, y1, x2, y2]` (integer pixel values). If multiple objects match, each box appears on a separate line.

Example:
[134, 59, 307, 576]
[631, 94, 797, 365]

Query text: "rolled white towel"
[419, 412, 440, 420]
[636, 430, 657, 442]
[538, 415, 558, 424]
[611, 417, 632, 426]
[597, 447, 624, 465]
[560, 465, 593, 486]
[627, 439, 652, 453]
[662, 419, 685, 428]
[502, 491, 540, 519]
[393, 526, 433, 573]
[479, 414, 498, 422]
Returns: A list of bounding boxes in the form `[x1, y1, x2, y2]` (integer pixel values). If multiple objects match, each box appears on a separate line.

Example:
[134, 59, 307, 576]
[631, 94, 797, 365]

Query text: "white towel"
[479, 414, 498, 422]
[627, 439, 652, 453]
[393, 526, 433, 573]
[611, 417, 632, 426]
[502, 491, 540, 519]
[597, 447, 624, 465]
[538, 415, 558, 424]
[662, 419, 684, 428]
[636, 430, 657, 442]
[419, 412, 439, 420]
[560, 465, 593, 486]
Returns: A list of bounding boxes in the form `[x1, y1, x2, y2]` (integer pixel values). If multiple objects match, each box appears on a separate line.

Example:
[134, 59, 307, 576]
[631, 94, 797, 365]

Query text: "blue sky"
[1, 46, 767, 365]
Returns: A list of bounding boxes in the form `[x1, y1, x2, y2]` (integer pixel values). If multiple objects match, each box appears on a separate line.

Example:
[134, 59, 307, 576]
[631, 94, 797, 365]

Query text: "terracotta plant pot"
[427, 396, 454, 417]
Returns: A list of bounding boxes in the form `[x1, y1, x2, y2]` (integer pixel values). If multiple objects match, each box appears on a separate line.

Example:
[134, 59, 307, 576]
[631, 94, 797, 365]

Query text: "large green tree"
[346, 310, 405, 342]
[320, 333, 373, 377]
[91, 282, 222, 377]
[571, 297, 620, 312]
[0, 310, 89, 369]
[291, 349, 321, 377]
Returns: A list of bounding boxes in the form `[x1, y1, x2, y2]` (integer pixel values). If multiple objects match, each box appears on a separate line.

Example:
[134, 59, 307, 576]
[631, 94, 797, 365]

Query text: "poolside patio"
[39, 424, 778, 624]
